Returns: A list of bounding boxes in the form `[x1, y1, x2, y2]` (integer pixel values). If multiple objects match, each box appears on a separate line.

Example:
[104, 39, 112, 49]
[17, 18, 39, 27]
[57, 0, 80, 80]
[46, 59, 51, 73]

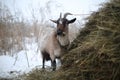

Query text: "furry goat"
[41, 13, 76, 71]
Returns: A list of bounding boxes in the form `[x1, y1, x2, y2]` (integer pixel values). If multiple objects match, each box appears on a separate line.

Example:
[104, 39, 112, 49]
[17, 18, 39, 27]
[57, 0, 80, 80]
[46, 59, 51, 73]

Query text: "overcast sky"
[1, 0, 108, 22]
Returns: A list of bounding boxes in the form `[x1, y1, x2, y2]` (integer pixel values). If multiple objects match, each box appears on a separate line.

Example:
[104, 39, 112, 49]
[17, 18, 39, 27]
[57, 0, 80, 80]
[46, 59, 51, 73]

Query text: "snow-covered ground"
[0, 37, 60, 79]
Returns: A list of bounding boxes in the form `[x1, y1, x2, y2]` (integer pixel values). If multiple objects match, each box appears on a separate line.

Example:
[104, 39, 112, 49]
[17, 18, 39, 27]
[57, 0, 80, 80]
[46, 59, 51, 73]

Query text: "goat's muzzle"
[57, 30, 66, 36]
[57, 29, 62, 35]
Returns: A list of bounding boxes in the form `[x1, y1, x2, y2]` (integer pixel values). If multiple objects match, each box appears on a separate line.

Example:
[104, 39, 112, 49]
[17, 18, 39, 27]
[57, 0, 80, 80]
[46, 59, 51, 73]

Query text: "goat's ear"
[50, 19, 57, 24]
[68, 18, 76, 24]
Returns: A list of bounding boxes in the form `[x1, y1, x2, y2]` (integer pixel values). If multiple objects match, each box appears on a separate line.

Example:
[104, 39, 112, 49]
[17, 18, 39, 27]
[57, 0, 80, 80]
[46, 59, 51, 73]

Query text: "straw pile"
[25, 0, 120, 80]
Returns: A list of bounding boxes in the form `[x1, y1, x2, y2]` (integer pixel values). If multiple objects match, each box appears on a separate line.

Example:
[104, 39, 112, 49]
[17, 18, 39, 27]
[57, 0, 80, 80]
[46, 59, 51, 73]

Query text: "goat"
[40, 13, 76, 71]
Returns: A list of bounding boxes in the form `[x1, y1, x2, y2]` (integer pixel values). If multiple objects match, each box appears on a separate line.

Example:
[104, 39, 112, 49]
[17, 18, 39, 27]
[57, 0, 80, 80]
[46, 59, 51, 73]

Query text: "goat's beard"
[57, 34, 69, 46]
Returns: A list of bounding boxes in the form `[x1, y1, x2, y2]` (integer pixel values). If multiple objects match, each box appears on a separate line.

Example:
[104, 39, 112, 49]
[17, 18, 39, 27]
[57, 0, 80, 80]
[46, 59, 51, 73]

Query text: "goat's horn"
[59, 13, 62, 19]
[63, 13, 72, 19]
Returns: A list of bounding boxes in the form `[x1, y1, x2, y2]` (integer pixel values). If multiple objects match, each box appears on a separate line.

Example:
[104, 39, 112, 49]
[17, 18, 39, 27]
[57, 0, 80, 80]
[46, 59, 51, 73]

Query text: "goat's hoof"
[52, 68, 56, 71]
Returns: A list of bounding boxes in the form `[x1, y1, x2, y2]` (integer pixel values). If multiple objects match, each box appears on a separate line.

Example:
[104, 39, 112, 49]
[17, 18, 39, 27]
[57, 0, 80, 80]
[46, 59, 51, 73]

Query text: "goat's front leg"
[51, 59, 56, 71]
[50, 54, 56, 71]
[57, 57, 61, 67]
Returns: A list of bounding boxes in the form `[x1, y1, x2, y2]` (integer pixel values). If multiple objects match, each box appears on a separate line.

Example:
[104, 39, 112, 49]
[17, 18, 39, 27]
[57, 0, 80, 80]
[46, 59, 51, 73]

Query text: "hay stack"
[25, 0, 120, 80]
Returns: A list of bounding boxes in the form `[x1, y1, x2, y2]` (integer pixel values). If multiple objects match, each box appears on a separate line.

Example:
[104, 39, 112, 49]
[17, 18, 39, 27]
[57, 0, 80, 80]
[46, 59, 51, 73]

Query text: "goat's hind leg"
[42, 56, 45, 69]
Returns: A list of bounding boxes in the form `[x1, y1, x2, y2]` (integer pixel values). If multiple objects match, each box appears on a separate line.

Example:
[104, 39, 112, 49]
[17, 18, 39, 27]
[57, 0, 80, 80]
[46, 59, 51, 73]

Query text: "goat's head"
[50, 13, 76, 36]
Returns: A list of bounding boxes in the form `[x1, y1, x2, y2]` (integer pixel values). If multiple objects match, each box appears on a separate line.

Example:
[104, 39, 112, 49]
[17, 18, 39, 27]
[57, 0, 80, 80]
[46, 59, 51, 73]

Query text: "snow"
[0, 37, 60, 78]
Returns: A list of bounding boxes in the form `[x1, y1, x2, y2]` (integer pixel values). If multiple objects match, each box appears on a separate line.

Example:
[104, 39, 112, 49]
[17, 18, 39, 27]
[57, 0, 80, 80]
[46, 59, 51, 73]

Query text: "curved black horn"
[63, 13, 72, 19]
